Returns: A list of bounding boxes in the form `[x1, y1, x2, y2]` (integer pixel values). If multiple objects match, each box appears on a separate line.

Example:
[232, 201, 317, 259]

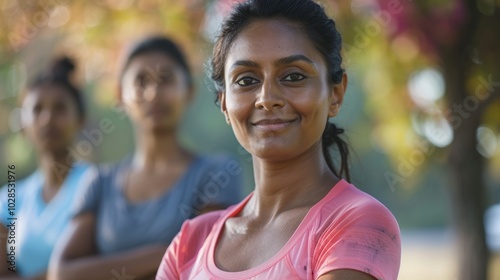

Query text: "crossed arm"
[48, 213, 166, 280]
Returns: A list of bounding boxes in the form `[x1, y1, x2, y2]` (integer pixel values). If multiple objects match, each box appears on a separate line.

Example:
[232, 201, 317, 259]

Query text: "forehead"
[125, 51, 180, 74]
[225, 19, 323, 68]
[23, 84, 74, 106]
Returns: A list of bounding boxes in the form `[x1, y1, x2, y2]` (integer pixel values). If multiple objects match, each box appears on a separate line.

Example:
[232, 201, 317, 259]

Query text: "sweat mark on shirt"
[346, 234, 389, 261]
[378, 227, 398, 242]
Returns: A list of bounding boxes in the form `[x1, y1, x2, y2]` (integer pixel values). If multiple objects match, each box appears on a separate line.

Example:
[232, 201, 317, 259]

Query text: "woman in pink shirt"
[156, 0, 401, 279]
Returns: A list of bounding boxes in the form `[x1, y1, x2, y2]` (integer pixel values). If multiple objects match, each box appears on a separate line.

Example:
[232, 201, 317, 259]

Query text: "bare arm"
[0, 273, 45, 280]
[318, 269, 377, 280]
[0, 225, 46, 280]
[49, 213, 166, 280]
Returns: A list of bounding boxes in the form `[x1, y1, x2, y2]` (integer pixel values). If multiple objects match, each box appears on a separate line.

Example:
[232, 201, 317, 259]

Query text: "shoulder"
[311, 181, 401, 280]
[0, 171, 41, 224]
[312, 180, 401, 257]
[1, 171, 41, 198]
[89, 158, 130, 187]
[180, 206, 236, 247]
[317, 180, 399, 230]
[180, 209, 228, 240]
[73, 159, 128, 200]
[174, 209, 229, 265]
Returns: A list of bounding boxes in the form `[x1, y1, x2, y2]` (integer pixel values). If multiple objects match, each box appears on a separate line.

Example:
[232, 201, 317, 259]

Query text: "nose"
[38, 109, 55, 127]
[255, 80, 285, 111]
[143, 83, 160, 102]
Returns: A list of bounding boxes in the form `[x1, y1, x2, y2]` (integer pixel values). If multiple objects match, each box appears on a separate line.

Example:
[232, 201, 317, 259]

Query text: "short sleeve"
[71, 167, 102, 217]
[313, 202, 402, 280]
[156, 210, 225, 280]
[196, 156, 244, 210]
[156, 225, 183, 280]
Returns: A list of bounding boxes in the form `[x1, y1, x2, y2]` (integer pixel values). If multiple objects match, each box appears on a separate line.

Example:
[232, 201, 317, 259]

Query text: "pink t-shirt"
[157, 179, 401, 280]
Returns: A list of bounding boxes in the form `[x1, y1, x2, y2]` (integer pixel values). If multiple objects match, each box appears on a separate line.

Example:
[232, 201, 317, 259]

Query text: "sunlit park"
[0, 0, 499, 279]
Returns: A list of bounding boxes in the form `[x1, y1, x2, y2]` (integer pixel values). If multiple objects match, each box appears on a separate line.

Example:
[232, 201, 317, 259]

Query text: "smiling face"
[220, 19, 346, 160]
[22, 84, 82, 153]
[120, 51, 192, 133]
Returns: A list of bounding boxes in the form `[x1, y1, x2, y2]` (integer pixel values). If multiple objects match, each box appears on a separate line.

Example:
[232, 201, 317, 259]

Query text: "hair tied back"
[50, 56, 76, 82]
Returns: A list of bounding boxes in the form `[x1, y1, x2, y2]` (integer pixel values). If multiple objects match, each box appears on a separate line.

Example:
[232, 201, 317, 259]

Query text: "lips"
[40, 127, 60, 138]
[252, 118, 297, 131]
[146, 106, 170, 117]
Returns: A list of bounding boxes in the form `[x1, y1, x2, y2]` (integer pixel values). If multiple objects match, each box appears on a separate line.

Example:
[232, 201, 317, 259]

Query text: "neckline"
[206, 179, 350, 278]
[36, 161, 86, 207]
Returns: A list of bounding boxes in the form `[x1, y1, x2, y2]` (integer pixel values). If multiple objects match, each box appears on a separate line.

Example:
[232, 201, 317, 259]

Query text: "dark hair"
[29, 56, 85, 119]
[121, 36, 193, 87]
[210, 0, 350, 181]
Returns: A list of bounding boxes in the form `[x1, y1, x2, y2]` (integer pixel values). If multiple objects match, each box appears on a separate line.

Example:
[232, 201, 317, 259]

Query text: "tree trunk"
[444, 47, 490, 280]
[448, 118, 489, 280]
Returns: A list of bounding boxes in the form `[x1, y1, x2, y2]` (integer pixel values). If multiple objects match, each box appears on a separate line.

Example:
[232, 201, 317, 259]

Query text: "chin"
[251, 142, 299, 161]
[149, 123, 177, 135]
[41, 142, 72, 157]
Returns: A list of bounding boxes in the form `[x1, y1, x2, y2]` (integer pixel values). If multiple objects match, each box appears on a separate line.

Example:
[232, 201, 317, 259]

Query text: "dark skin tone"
[215, 19, 375, 280]
[0, 84, 83, 280]
[118, 51, 196, 204]
[50, 51, 220, 280]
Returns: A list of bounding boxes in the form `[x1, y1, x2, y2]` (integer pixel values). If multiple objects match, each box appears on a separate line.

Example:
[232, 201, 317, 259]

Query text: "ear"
[328, 73, 348, 118]
[218, 91, 230, 125]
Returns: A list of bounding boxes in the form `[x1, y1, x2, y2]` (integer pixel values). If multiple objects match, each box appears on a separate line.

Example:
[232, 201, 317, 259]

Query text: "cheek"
[293, 84, 330, 120]
[21, 109, 35, 128]
[225, 93, 252, 121]
[122, 80, 138, 102]
[57, 113, 80, 135]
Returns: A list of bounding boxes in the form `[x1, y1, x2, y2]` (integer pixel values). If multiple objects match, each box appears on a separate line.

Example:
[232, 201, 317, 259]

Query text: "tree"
[0, 1, 499, 278]
[335, 0, 499, 278]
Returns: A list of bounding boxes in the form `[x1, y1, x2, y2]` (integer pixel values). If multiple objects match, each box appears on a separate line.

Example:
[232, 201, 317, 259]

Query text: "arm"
[0, 225, 45, 280]
[318, 269, 376, 280]
[49, 213, 167, 280]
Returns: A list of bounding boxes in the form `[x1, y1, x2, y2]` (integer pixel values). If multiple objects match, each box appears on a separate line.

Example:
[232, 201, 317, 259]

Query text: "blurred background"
[0, 0, 498, 279]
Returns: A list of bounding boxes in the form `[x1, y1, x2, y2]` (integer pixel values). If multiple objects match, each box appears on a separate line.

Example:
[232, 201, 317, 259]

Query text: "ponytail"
[322, 122, 350, 182]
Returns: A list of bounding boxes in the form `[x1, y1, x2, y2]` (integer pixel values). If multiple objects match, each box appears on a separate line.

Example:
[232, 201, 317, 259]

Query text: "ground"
[400, 229, 500, 280]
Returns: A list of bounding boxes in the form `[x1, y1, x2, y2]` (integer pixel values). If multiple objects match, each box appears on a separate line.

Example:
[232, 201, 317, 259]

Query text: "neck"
[133, 128, 189, 173]
[248, 142, 338, 220]
[39, 150, 73, 190]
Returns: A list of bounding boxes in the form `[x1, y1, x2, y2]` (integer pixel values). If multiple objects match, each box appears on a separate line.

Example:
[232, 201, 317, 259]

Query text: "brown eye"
[282, 73, 306, 82]
[236, 77, 259, 86]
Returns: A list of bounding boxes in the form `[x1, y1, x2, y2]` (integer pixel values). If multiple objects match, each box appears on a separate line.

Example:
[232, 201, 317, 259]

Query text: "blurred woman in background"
[50, 36, 243, 280]
[0, 57, 94, 280]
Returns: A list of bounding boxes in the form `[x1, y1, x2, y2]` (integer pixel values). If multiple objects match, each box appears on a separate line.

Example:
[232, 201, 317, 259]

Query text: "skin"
[0, 84, 83, 280]
[50, 51, 222, 280]
[215, 19, 375, 280]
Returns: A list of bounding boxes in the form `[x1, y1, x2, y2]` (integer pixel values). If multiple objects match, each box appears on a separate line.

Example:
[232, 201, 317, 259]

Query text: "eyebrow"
[275, 54, 315, 66]
[229, 54, 315, 72]
[230, 60, 260, 70]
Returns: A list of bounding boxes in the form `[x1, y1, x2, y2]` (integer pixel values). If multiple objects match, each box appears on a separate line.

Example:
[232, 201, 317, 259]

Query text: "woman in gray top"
[49, 36, 243, 280]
